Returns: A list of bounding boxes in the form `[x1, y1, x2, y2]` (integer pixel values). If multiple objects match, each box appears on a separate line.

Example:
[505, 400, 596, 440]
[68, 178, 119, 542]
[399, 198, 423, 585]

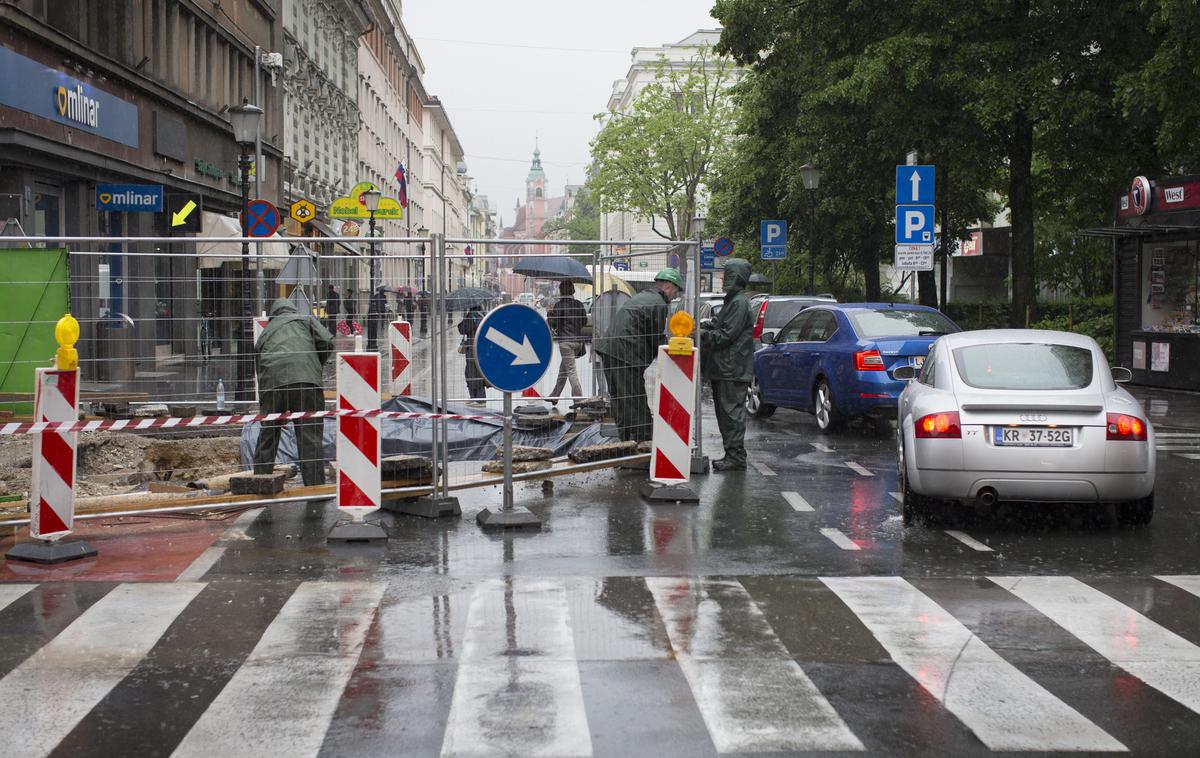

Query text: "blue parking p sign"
[761, 219, 787, 260]
[895, 205, 935, 245]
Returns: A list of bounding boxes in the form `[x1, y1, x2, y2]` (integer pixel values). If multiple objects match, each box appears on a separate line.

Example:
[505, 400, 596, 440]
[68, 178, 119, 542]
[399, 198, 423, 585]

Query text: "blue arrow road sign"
[896, 204, 936, 245]
[896, 165, 935, 205]
[761, 219, 787, 260]
[474, 303, 553, 393]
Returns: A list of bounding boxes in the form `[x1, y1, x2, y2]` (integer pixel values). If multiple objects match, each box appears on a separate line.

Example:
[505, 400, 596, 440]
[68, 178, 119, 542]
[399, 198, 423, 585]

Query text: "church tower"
[526, 143, 548, 249]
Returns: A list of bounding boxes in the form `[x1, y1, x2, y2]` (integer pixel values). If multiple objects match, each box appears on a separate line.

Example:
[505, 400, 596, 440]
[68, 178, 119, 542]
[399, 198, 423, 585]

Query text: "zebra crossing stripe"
[1156, 575, 1200, 598]
[783, 491, 815, 512]
[822, 577, 1127, 752]
[647, 577, 864, 753]
[0, 584, 35, 613]
[820, 528, 861, 551]
[944, 530, 994, 552]
[994, 575, 1200, 717]
[172, 581, 386, 758]
[750, 460, 776, 476]
[0, 583, 205, 758]
[844, 461, 873, 477]
[440, 578, 592, 757]
[175, 507, 264, 582]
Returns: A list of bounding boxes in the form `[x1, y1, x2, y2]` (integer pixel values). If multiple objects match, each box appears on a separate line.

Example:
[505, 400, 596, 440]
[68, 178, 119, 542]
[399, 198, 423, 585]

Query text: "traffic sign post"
[713, 236, 734, 257]
[289, 199, 315, 224]
[700, 246, 716, 271]
[473, 304, 553, 530]
[241, 199, 280, 238]
[895, 245, 935, 271]
[895, 164, 937, 305]
[760, 220, 787, 260]
[895, 205, 935, 245]
[896, 165, 935, 204]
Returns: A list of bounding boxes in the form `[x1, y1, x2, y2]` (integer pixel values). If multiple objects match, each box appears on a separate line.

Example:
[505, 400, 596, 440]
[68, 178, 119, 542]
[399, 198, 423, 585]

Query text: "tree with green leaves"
[590, 45, 737, 242]
[542, 183, 601, 257]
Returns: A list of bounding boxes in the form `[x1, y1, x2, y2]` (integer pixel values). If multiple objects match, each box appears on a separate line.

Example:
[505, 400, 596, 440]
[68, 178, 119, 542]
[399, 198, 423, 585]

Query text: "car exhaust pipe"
[976, 487, 998, 509]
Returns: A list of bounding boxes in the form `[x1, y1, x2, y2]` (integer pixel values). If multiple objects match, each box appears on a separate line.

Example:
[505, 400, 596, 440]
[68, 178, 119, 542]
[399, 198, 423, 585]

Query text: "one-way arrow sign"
[896, 165, 935, 205]
[473, 304, 553, 393]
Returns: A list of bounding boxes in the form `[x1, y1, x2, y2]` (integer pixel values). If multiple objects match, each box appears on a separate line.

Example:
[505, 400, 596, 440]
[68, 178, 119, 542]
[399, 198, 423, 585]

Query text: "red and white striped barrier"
[30, 368, 79, 539]
[389, 320, 412, 396]
[337, 352, 381, 520]
[0, 409, 494, 436]
[648, 346, 697, 484]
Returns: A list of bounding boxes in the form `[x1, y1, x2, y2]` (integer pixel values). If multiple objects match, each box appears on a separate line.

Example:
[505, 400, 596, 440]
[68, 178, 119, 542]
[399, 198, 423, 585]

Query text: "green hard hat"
[654, 267, 684, 289]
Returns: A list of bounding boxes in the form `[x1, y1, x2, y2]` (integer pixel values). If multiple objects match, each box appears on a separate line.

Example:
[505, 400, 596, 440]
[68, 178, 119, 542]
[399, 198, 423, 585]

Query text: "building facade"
[0, 0, 284, 379]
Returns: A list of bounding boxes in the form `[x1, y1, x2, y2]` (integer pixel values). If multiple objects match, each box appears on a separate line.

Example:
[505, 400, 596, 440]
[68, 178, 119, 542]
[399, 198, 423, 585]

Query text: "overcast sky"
[402, 1, 720, 228]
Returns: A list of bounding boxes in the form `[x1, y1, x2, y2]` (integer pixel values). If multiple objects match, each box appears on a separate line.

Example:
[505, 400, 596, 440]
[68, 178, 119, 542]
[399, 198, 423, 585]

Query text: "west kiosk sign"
[0, 45, 140, 148]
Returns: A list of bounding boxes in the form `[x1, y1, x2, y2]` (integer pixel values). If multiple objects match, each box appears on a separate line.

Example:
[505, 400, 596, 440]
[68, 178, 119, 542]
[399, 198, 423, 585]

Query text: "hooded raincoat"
[700, 258, 755, 467]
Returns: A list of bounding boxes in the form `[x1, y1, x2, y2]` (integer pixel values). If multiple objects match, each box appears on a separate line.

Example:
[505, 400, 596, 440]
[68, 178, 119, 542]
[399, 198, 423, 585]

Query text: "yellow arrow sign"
[171, 199, 197, 227]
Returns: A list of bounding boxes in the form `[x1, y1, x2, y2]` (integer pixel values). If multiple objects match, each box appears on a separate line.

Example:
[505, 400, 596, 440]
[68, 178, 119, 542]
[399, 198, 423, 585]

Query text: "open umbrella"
[444, 287, 497, 310]
[390, 285, 416, 295]
[512, 255, 591, 283]
[748, 272, 773, 285]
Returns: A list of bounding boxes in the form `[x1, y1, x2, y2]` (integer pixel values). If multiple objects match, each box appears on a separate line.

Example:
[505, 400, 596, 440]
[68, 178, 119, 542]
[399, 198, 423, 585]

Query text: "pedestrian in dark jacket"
[595, 268, 682, 441]
[368, 286, 387, 349]
[342, 288, 357, 333]
[253, 297, 334, 485]
[457, 304, 486, 403]
[548, 281, 588, 406]
[700, 258, 755, 470]
[324, 285, 341, 334]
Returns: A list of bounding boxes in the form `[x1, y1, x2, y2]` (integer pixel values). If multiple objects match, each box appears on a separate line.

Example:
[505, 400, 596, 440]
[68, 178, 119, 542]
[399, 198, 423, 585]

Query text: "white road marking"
[944, 530, 994, 552]
[750, 460, 776, 476]
[0, 583, 205, 758]
[440, 579, 592, 758]
[1156, 575, 1200, 598]
[0, 584, 35, 612]
[173, 581, 386, 758]
[823, 577, 1126, 752]
[888, 492, 903, 504]
[1154, 445, 1200, 451]
[783, 491, 815, 512]
[647, 577, 863, 753]
[844, 461, 874, 477]
[811, 442, 834, 453]
[176, 507, 264, 582]
[1175, 453, 1200, 460]
[820, 528, 861, 551]
[993, 575, 1200, 717]
[1153, 433, 1200, 439]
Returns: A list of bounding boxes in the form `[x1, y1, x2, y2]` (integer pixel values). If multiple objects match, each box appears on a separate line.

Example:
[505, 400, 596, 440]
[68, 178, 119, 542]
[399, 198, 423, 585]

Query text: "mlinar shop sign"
[0, 45, 139, 148]
[96, 184, 163, 213]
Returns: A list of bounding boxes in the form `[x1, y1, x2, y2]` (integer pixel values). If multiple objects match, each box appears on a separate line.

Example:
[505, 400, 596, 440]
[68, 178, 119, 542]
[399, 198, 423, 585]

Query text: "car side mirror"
[760, 332, 775, 345]
[893, 365, 917, 381]
[1112, 366, 1133, 383]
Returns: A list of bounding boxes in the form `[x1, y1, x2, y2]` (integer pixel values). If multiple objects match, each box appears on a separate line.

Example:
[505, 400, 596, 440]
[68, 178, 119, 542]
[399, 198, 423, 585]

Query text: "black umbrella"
[512, 255, 592, 283]
[444, 287, 497, 310]
[748, 273, 773, 285]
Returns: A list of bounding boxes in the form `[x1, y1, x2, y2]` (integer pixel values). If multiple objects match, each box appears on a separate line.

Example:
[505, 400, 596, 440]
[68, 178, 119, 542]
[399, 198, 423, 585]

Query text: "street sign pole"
[691, 238, 708, 474]
[503, 391, 514, 512]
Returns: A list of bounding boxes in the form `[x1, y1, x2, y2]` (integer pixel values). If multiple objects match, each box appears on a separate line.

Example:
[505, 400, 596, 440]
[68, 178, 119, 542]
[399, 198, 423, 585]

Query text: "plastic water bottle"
[216, 379, 226, 411]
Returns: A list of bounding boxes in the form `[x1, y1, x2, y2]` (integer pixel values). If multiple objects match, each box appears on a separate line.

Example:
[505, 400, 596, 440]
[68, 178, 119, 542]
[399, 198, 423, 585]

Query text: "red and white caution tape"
[0, 408, 495, 436]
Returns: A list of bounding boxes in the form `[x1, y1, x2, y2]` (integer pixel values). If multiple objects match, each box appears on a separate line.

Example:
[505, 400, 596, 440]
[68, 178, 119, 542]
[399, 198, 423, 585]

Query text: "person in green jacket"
[253, 297, 335, 485]
[700, 258, 755, 471]
[596, 268, 683, 442]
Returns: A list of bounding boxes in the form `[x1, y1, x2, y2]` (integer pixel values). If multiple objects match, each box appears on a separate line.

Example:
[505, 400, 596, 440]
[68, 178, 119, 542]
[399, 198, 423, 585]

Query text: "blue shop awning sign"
[97, 184, 163, 213]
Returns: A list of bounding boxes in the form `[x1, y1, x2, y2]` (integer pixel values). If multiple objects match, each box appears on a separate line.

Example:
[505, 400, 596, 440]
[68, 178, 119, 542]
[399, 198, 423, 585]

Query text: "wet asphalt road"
[1, 387, 1200, 757]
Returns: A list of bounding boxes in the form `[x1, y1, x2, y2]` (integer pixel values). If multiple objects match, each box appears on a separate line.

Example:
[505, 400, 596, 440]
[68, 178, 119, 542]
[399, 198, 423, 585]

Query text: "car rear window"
[846, 308, 958, 338]
[765, 300, 820, 328]
[952, 343, 1094, 390]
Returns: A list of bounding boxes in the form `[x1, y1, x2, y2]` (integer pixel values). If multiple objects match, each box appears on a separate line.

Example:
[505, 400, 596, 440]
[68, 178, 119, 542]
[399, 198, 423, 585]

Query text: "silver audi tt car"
[895, 330, 1155, 526]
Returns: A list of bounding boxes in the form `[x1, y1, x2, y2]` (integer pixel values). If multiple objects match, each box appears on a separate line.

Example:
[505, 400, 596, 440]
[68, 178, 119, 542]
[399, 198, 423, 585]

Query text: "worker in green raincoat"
[700, 258, 755, 471]
[596, 268, 683, 442]
[253, 297, 334, 485]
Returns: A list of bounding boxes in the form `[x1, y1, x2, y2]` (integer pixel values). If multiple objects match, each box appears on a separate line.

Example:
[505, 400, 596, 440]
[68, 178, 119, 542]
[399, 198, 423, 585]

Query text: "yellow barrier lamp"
[55, 313, 80, 371]
[667, 311, 695, 356]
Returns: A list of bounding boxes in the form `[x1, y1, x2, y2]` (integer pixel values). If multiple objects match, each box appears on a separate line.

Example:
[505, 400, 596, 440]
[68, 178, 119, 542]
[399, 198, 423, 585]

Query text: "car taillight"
[855, 349, 885, 371]
[1107, 413, 1147, 441]
[752, 300, 768, 339]
[915, 411, 961, 439]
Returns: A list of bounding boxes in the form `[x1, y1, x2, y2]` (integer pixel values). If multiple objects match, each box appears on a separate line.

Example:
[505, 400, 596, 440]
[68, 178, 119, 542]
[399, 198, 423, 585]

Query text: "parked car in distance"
[750, 294, 838, 350]
[894, 329, 1155, 526]
[747, 303, 959, 432]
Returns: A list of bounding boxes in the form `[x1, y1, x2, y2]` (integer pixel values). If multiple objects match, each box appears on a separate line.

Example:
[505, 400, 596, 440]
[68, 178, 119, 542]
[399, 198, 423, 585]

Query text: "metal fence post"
[691, 238, 709, 474]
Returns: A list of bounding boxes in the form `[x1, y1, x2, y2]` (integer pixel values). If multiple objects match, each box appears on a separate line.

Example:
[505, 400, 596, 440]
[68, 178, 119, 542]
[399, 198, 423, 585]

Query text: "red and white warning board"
[648, 347, 697, 484]
[389, 320, 412, 396]
[30, 368, 79, 540]
[336, 352, 381, 519]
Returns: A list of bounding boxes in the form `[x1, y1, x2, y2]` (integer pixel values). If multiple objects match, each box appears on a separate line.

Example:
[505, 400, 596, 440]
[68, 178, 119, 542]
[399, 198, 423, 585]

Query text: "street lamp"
[363, 188, 381, 350]
[799, 162, 822, 295]
[228, 97, 263, 401]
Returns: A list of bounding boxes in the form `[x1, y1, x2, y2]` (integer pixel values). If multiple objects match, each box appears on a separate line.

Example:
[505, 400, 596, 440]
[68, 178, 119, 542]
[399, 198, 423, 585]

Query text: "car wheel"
[898, 440, 921, 527]
[813, 378, 842, 433]
[1118, 492, 1154, 526]
[746, 377, 776, 418]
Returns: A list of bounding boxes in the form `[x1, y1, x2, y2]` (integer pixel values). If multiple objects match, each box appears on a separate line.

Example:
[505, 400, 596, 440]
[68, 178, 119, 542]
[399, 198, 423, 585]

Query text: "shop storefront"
[1090, 175, 1200, 390]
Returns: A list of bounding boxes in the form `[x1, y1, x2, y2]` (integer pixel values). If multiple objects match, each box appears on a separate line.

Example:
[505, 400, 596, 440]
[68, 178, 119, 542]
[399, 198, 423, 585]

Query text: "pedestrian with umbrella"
[548, 280, 588, 406]
[457, 304, 487, 404]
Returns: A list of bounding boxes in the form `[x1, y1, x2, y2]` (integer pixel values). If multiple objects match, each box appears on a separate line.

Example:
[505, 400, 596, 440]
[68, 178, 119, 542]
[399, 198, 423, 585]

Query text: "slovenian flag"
[394, 163, 408, 208]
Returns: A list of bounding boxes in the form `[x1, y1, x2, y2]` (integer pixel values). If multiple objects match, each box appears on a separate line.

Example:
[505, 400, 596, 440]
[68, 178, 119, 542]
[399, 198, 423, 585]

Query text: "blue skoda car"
[746, 303, 960, 431]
